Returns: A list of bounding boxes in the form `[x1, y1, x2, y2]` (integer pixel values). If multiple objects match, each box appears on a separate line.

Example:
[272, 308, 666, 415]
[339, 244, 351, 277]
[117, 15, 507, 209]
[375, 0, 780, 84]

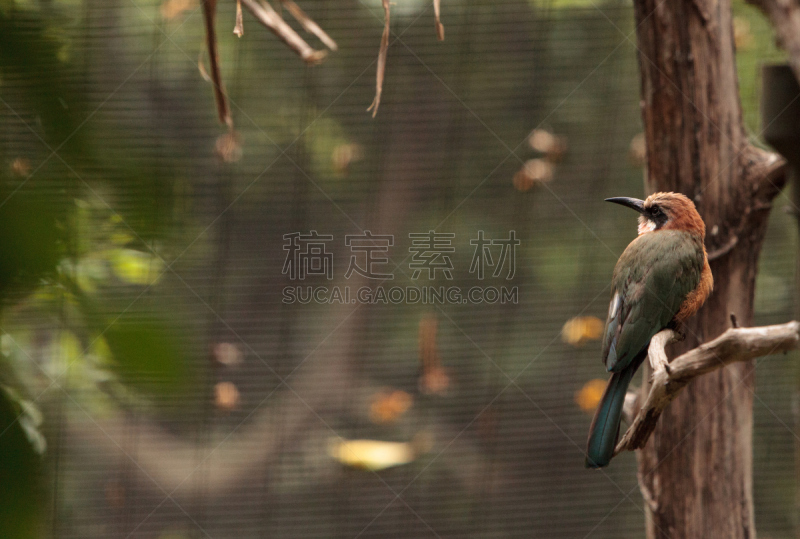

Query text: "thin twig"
[201, 0, 233, 127]
[234, 0, 244, 37]
[280, 0, 338, 50]
[434, 0, 445, 41]
[367, 0, 391, 118]
[240, 0, 327, 64]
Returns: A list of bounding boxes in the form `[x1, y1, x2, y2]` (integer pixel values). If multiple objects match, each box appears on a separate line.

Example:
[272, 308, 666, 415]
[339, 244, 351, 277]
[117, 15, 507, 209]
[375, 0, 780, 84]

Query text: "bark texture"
[632, 0, 787, 537]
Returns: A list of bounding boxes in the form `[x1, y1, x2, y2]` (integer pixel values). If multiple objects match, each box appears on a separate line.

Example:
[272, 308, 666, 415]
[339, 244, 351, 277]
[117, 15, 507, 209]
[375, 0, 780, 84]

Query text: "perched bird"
[585, 192, 713, 468]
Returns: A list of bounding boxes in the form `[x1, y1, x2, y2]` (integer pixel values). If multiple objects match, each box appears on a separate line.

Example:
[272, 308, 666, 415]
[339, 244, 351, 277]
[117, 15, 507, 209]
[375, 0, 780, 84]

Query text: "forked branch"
[614, 321, 800, 456]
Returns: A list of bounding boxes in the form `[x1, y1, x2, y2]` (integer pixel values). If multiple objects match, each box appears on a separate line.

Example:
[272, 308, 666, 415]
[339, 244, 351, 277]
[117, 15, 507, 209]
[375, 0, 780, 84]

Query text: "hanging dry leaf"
[369, 389, 413, 424]
[161, 0, 197, 20]
[215, 381, 240, 411]
[418, 313, 450, 395]
[198, 50, 212, 82]
[575, 379, 607, 413]
[528, 129, 567, 163]
[234, 0, 244, 36]
[561, 316, 604, 346]
[628, 132, 646, 168]
[419, 366, 450, 395]
[419, 313, 438, 372]
[331, 143, 364, 175]
[215, 130, 243, 162]
[10, 158, 31, 177]
[367, 0, 391, 118]
[201, 0, 233, 127]
[240, 0, 327, 64]
[434, 0, 445, 41]
[280, 0, 338, 50]
[212, 342, 243, 366]
[513, 159, 554, 192]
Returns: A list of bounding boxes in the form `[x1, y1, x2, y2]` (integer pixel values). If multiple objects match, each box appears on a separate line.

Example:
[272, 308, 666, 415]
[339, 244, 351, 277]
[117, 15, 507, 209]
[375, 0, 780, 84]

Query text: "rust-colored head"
[606, 192, 705, 238]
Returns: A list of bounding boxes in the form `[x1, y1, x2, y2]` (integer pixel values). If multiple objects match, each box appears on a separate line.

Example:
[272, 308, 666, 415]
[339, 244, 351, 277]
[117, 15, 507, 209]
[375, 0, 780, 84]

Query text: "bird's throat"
[637, 217, 657, 235]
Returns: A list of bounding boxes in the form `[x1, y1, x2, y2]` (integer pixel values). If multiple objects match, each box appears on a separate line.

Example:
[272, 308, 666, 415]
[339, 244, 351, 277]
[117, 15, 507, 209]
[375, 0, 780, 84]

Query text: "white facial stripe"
[637, 217, 656, 235]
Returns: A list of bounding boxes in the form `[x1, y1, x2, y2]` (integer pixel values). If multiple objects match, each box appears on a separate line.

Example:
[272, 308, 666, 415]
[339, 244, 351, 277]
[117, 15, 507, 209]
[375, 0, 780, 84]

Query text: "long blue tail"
[585, 365, 637, 468]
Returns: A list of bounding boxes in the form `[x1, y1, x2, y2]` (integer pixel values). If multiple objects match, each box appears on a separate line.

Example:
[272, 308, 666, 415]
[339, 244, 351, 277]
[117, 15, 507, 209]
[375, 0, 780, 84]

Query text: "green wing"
[602, 230, 703, 373]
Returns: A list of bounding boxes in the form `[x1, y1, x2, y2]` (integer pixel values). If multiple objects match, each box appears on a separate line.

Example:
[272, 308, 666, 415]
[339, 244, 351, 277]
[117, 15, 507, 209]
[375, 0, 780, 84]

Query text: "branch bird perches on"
[613, 321, 800, 457]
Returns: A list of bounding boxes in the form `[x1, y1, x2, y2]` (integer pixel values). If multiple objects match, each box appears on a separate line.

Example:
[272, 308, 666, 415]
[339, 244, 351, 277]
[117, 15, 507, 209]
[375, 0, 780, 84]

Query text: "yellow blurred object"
[109, 248, 164, 286]
[561, 316, 604, 346]
[369, 390, 413, 424]
[160, 0, 197, 20]
[215, 381, 240, 411]
[329, 433, 431, 471]
[575, 379, 607, 413]
[111, 231, 135, 246]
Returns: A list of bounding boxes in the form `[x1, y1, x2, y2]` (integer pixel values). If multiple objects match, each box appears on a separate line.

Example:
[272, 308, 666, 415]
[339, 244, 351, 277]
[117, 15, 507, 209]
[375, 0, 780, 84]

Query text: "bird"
[585, 192, 713, 468]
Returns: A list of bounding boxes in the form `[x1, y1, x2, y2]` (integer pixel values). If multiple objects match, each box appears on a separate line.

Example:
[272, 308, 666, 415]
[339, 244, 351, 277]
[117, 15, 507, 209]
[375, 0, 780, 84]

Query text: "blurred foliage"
[732, 0, 787, 134]
[0, 383, 44, 539]
[0, 0, 201, 424]
[0, 189, 65, 304]
[104, 315, 193, 399]
[0, 6, 85, 150]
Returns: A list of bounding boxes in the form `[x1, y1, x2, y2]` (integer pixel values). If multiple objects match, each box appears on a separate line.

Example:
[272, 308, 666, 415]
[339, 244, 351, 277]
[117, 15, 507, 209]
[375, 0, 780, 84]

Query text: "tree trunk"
[632, 0, 787, 537]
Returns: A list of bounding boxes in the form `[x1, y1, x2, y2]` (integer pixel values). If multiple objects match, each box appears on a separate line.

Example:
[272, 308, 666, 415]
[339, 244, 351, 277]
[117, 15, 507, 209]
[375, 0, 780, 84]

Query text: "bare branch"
[615, 321, 800, 456]
[201, 0, 233, 128]
[240, 0, 327, 64]
[434, 0, 445, 41]
[645, 329, 678, 373]
[368, 0, 391, 118]
[234, 0, 244, 37]
[706, 234, 738, 261]
[281, 0, 338, 51]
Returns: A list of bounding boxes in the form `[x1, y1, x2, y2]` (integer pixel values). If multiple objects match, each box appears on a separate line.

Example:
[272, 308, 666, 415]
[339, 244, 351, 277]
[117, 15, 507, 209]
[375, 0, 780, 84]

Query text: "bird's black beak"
[605, 197, 645, 214]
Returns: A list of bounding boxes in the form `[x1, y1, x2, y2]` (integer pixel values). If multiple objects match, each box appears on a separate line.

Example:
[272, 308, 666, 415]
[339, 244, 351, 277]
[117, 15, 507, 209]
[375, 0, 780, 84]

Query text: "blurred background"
[0, 0, 796, 537]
